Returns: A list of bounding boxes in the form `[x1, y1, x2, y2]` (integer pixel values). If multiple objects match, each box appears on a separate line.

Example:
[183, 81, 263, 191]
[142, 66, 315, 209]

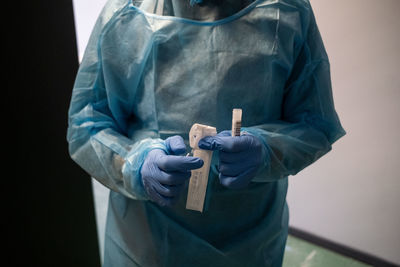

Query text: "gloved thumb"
[165, 135, 187, 155]
[199, 134, 256, 152]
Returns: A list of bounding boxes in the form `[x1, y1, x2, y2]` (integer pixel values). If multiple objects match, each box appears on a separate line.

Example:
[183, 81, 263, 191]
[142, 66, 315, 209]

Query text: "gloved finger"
[218, 161, 253, 177]
[165, 135, 187, 155]
[197, 135, 227, 151]
[219, 150, 252, 163]
[154, 183, 184, 198]
[157, 155, 204, 172]
[197, 130, 232, 150]
[157, 170, 191, 185]
[217, 130, 232, 137]
[198, 135, 255, 152]
[154, 191, 179, 207]
[219, 167, 258, 189]
[143, 181, 166, 205]
[143, 178, 180, 207]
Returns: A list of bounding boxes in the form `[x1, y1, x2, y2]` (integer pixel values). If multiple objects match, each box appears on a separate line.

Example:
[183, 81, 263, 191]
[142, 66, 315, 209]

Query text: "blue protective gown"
[67, 0, 346, 266]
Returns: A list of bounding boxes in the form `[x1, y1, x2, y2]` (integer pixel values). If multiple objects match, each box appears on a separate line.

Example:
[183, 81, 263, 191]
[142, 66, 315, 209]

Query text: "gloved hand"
[141, 135, 204, 206]
[198, 130, 264, 189]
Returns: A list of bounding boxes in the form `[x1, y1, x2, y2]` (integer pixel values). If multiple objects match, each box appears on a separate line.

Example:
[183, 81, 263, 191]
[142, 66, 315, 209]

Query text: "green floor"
[283, 235, 372, 267]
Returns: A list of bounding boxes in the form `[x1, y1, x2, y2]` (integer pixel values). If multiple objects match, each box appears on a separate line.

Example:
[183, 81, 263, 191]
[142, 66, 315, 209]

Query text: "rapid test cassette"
[186, 123, 217, 212]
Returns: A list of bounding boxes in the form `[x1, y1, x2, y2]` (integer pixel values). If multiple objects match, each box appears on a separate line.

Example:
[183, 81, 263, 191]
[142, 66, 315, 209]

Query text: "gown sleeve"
[243, 3, 346, 182]
[67, 0, 167, 200]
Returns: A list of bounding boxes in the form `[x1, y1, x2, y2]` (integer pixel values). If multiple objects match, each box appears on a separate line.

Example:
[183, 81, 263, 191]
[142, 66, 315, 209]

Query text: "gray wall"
[287, 0, 400, 264]
[73, 0, 400, 264]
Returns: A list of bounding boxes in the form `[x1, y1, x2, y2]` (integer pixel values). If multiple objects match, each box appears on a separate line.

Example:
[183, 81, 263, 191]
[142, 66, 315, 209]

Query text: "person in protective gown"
[67, 0, 346, 266]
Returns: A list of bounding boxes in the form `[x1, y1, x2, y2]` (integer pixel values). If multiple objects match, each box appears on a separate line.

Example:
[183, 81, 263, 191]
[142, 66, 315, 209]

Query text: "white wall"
[287, 0, 400, 264]
[72, 0, 109, 261]
[72, 0, 400, 264]
[73, 0, 107, 62]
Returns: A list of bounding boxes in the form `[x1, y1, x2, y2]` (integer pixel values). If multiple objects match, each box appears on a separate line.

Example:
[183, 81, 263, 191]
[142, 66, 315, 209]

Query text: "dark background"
[6, 1, 100, 266]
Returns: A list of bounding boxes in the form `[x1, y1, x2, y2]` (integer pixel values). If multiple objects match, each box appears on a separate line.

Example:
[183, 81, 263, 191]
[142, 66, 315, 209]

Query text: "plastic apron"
[67, 0, 346, 266]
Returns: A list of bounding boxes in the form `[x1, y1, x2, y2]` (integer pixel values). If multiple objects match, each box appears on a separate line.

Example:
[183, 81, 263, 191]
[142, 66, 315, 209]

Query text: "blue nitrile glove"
[141, 135, 204, 206]
[198, 130, 264, 189]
